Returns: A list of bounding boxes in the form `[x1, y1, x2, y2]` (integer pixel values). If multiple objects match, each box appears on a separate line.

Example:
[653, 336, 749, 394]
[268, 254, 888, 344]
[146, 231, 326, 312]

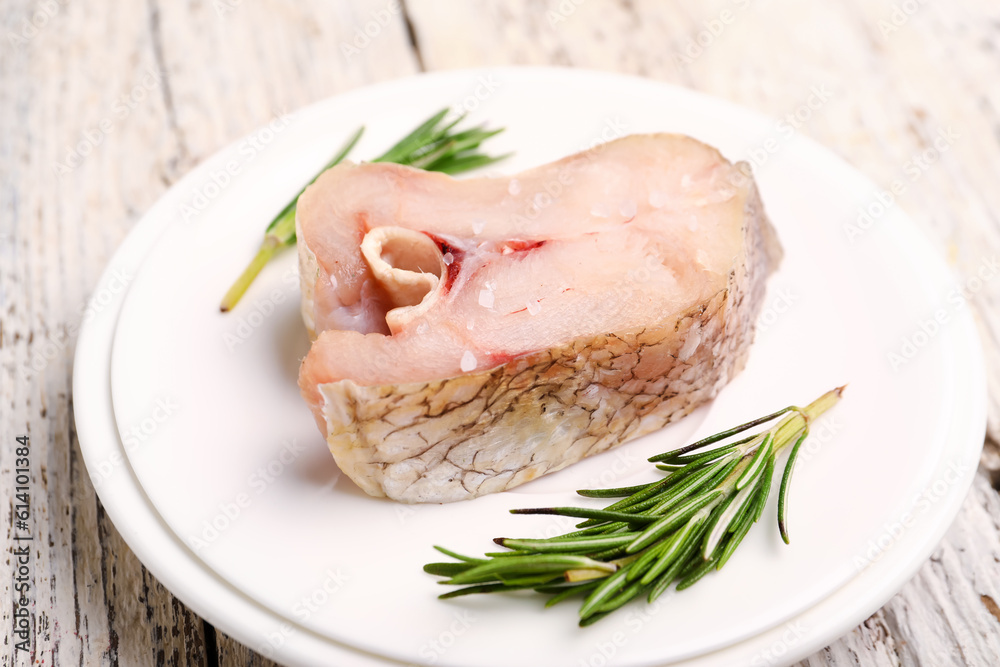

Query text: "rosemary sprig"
[425, 386, 845, 625]
[220, 109, 510, 312]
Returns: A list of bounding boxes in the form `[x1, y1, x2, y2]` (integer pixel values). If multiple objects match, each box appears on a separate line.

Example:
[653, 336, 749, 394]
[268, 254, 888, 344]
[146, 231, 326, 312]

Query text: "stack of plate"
[75, 69, 986, 667]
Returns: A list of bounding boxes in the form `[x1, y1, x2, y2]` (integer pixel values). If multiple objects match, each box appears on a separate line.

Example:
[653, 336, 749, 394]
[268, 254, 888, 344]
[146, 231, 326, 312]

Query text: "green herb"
[425, 386, 845, 625]
[220, 109, 510, 312]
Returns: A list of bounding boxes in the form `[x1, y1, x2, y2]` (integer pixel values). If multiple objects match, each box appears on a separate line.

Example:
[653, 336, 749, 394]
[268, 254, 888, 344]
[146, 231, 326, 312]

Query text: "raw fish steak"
[296, 134, 781, 503]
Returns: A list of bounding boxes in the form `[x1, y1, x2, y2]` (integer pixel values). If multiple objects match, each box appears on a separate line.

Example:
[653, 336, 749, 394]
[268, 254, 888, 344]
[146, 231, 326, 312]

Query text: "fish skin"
[297, 134, 781, 503]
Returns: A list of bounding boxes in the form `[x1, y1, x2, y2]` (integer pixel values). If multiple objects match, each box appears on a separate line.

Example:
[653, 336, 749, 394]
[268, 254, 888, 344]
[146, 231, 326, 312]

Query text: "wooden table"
[3, 0, 1000, 664]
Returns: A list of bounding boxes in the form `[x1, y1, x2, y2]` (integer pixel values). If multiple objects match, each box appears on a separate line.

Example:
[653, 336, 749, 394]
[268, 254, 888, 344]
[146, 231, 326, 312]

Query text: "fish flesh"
[296, 134, 782, 503]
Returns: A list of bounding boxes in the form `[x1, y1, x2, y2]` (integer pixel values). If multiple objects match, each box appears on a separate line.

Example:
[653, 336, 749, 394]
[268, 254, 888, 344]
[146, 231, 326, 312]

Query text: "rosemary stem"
[219, 126, 362, 311]
[219, 236, 282, 312]
[771, 386, 844, 453]
[714, 386, 845, 492]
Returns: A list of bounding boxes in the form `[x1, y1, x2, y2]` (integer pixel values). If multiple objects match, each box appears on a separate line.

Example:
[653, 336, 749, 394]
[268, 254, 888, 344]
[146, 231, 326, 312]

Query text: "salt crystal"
[460, 350, 477, 372]
[508, 179, 521, 195]
[717, 187, 736, 200]
[442, 252, 455, 265]
[485, 280, 498, 291]
[619, 200, 637, 219]
[590, 203, 610, 218]
[478, 289, 495, 308]
[467, 321, 475, 330]
[416, 322, 429, 334]
[526, 299, 541, 315]
[648, 191, 668, 209]
[472, 218, 486, 234]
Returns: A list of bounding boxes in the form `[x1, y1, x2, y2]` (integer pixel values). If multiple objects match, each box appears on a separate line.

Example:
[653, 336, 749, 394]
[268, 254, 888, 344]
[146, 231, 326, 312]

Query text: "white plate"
[75, 68, 986, 667]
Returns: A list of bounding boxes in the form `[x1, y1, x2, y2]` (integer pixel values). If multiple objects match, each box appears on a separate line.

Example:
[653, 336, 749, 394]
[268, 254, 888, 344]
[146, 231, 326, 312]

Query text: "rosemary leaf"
[676, 557, 719, 591]
[646, 456, 737, 516]
[577, 481, 657, 499]
[640, 507, 713, 585]
[669, 440, 746, 466]
[778, 427, 810, 544]
[439, 582, 541, 599]
[735, 433, 773, 490]
[647, 407, 795, 462]
[373, 108, 450, 164]
[433, 545, 485, 563]
[702, 480, 759, 558]
[510, 507, 659, 525]
[625, 541, 672, 583]
[498, 573, 564, 587]
[496, 534, 637, 554]
[545, 582, 599, 607]
[647, 529, 706, 602]
[423, 562, 477, 577]
[628, 490, 725, 553]
[715, 512, 755, 571]
[560, 522, 631, 538]
[596, 580, 646, 613]
[579, 566, 632, 620]
[445, 554, 614, 586]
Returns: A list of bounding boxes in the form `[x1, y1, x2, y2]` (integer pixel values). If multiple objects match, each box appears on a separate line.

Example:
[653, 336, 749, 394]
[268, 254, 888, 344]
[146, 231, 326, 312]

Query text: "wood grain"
[1, 0, 998, 665]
